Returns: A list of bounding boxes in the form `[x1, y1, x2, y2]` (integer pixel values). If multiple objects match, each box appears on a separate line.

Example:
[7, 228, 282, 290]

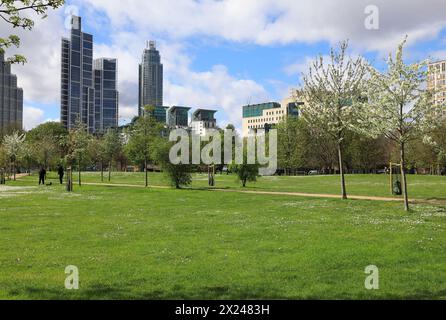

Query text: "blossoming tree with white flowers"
[357, 38, 441, 211]
[300, 41, 368, 199]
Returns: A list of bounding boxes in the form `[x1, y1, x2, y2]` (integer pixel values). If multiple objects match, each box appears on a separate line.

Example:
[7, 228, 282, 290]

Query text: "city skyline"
[2, 0, 446, 130]
[61, 15, 118, 133]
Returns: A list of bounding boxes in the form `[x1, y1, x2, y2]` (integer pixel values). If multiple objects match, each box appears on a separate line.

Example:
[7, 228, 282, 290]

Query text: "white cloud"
[80, 0, 446, 52]
[3, 0, 446, 129]
[431, 51, 446, 61]
[94, 35, 269, 127]
[2, 11, 65, 104]
[23, 107, 45, 130]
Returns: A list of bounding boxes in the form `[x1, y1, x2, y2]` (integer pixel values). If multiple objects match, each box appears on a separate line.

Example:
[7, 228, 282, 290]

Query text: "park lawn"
[18, 171, 446, 201]
[0, 181, 445, 299]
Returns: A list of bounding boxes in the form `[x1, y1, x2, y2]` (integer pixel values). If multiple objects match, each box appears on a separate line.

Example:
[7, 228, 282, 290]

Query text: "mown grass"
[19, 171, 446, 200]
[1, 178, 445, 300]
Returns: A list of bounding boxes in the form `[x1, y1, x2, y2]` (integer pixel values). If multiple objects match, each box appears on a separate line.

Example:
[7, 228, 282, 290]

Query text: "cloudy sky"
[2, 0, 446, 130]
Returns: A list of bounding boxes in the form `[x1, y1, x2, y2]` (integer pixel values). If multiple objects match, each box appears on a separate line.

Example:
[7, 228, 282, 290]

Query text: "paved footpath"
[80, 182, 446, 205]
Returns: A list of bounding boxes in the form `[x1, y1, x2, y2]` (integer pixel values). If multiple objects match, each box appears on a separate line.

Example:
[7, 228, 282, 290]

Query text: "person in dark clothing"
[57, 165, 64, 184]
[38, 167, 46, 185]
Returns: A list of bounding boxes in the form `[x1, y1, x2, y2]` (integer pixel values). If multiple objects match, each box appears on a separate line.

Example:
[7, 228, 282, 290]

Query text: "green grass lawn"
[22, 171, 446, 200]
[1, 176, 446, 299]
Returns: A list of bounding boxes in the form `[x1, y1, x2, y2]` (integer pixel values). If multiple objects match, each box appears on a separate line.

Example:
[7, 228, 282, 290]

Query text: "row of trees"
[296, 38, 444, 211]
[0, 121, 124, 183]
[277, 117, 446, 175]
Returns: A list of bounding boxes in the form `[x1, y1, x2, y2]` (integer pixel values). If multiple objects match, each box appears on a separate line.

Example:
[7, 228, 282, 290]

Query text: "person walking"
[0, 168, 5, 184]
[57, 165, 64, 184]
[38, 167, 46, 185]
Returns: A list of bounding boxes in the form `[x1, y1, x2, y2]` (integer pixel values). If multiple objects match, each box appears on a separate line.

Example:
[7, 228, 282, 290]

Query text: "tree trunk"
[400, 142, 409, 211]
[144, 156, 148, 187]
[108, 161, 111, 182]
[337, 141, 347, 199]
[13, 159, 16, 181]
[78, 157, 81, 187]
[101, 161, 104, 182]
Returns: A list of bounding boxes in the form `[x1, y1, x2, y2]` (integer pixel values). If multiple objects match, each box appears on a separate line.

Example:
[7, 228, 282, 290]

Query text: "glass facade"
[286, 102, 301, 118]
[242, 102, 281, 118]
[192, 109, 217, 122]
[94, 58, 118, 132]
[0, 52, 23, 134]
[61, 16, 118, 133]
[139, 41, 163, 118]
[168, 106, 191, 127]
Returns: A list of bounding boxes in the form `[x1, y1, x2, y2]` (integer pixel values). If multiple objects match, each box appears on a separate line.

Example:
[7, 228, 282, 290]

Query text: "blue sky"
[3, 0, 446, 130]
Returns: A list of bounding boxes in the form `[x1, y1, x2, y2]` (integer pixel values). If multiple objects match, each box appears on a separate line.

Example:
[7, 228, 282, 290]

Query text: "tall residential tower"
[428, 60, 446, 117]
[139, 41, 164, 119]
[94, 58, 119, 132]
[0, 52, 23, 134]
[61, 15, 118, 133]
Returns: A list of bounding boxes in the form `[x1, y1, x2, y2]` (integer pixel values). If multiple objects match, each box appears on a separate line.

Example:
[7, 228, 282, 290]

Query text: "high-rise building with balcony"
[190, 109, 218, 136]
[0, 52, 23, 134]
[428, 60, 446, 117]
[61, 15, 119, 133]
[139, 41, 163, 118]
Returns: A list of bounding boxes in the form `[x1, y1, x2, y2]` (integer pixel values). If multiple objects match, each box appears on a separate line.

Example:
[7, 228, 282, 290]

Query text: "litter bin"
[393, 180, 402, 195]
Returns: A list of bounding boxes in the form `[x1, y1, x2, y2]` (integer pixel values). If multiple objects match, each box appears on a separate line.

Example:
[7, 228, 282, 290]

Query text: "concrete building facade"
[190, 109, 218, 136]
[242, 95, 301, 137]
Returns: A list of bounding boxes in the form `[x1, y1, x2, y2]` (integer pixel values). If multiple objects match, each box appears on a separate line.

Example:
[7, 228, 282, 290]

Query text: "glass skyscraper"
[0, 52, 23, 135]
[94, 58, 118, 132]
[138, 41, 164, 120]
[61, 15, 118, 133]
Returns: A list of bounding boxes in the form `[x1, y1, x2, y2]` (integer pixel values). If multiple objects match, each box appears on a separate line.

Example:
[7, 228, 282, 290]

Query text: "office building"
[168, 106, 191, 128]
[61, 15, 119, 133]
[190, 109, 218, 136]
[242, 95, 301, 137]
[0, 52, 23, 134]
[428, 60, 446, 117]
[94, 58, 119, 132]
[139, 41, 163, 117]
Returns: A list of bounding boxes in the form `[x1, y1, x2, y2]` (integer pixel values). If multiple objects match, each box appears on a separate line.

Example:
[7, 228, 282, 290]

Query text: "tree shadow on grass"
[7, 283, 446, 300]
[9, 283, 292, 300]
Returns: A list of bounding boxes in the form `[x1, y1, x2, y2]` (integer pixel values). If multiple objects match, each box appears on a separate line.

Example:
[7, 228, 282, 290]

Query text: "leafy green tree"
[0, 0, 64, 63]
[422, 120, 446, 174]
[26, 121, 68, 169]
[103, 128, 122, 182]
[125, 106, 165, 187]
[87, 135, 106, 182]
[67, 121, 91, 186]
[303, 123, 337, 173]
[344, 131, 389, 173]
[277, 117, 307, 175]
[230, 148, 259, 187]
[153, 138, 193, 189]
